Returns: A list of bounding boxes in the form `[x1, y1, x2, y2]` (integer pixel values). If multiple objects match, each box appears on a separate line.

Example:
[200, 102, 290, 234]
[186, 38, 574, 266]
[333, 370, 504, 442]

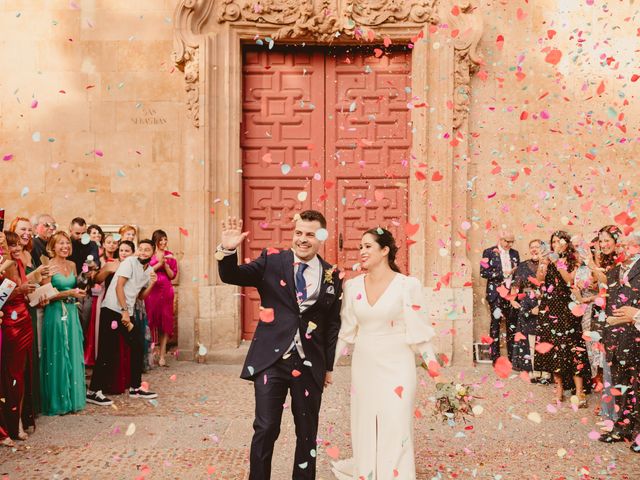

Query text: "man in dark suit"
[68, 217, 101, 337]
[30, 213, 57, 268]
[217, 210, 342, 479]
[480, 231, 520, 362]
[600, 232, 640, 453]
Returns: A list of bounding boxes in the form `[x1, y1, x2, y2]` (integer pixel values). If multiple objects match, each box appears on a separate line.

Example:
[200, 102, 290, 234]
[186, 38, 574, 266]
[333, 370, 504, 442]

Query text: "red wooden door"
[241, 46, 412, 339]
[324, 47, 412, 277]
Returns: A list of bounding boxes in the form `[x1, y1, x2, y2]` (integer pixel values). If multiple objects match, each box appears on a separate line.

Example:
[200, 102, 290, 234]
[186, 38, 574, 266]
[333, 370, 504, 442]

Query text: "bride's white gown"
[332, 274, 436, 480]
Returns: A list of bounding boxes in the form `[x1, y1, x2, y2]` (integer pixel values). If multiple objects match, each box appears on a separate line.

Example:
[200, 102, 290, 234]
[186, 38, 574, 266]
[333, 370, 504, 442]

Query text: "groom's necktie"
[295, 263, 309, 302]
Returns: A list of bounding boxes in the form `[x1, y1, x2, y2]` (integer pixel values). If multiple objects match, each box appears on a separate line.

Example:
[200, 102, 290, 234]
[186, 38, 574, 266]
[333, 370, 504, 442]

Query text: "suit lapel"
[281, 249, 299, 307]
[509, 249, 518, 268]
[626, 258, 640, 283]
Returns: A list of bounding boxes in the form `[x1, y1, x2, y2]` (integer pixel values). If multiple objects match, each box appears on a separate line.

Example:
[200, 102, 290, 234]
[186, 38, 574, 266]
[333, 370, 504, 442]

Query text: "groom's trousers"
[250, 350, 323, 480]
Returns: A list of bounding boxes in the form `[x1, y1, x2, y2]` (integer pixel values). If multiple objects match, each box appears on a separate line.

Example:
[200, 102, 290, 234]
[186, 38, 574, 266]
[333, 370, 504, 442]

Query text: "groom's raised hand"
[221, 216, 249, 251]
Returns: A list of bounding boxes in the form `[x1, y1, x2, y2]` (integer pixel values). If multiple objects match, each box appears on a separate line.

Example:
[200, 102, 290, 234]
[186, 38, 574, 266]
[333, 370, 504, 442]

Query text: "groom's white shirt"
[286, 253, 321, 359]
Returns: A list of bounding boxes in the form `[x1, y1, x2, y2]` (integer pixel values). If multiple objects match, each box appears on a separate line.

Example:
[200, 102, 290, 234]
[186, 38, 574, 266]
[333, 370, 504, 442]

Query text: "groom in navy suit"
[480, 231, 520, 362]
[217, 210, 342, 479]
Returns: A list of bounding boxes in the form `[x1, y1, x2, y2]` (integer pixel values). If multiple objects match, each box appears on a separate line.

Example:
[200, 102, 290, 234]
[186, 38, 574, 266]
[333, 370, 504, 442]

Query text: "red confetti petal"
[545, 49, 562, 65]
[493, 357, 512, 378]
[404, 222, 420, 236]
[535, 342, 554, 354]
[259, 308, 274, 323]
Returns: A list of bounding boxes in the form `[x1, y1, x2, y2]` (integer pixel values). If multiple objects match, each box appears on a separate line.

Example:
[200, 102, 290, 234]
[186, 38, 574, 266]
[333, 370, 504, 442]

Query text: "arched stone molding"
[172, 0, 483, 364]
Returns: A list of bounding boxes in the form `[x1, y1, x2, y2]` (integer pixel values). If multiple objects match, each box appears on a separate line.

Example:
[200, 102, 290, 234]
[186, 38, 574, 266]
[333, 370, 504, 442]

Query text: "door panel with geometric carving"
[241, 45, 412, 339]
[324, 48, 412, 274]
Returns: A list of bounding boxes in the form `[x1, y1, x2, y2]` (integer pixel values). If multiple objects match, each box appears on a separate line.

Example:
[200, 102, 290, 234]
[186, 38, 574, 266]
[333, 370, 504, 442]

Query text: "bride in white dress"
[332, 228, 439, 480]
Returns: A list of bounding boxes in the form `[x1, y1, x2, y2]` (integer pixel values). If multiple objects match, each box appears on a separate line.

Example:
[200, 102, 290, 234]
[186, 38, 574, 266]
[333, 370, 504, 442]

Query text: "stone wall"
[2, 0, 638, 360]
[0, 0, 199, 356]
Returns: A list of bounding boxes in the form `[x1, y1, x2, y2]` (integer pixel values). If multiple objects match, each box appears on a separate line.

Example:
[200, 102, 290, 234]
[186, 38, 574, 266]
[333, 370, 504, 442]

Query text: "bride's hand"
[432, 375, 450, 384]
[324, 371, 333, 388]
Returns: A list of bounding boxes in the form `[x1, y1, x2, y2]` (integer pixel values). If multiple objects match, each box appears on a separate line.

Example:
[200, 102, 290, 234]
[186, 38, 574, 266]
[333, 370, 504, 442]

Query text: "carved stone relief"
[173, 0, 483, 130]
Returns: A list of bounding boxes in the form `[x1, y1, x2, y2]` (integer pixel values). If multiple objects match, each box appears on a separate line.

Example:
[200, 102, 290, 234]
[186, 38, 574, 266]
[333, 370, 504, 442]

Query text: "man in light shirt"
[480, 230, 520, 363]
[86, 239, 158, 406]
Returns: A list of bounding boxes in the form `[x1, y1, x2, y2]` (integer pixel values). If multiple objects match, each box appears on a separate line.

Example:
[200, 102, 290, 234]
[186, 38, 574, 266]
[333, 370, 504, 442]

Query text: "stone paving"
[1, 358, 639, 479]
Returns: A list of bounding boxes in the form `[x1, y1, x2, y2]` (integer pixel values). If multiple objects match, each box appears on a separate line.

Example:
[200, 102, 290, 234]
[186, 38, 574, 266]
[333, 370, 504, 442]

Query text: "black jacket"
[604, 262, 640, 367]
[70, 238, 101, 273]
[31, 236, 48, 269]
[480, 246, 520, 303]
[218, 248, 342, 388]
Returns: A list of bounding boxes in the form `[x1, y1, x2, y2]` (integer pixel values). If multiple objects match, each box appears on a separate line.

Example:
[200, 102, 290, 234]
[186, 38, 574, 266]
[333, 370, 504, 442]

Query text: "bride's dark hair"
[363, 227, 401, 273]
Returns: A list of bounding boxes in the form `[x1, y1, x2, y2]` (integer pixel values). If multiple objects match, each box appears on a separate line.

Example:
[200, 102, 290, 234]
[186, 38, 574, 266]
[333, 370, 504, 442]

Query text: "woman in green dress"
[40, 232, 87, 415]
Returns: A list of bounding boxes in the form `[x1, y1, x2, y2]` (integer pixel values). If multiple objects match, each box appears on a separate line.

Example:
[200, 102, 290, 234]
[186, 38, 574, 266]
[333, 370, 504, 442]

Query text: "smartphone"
[0, 208, 4, 231]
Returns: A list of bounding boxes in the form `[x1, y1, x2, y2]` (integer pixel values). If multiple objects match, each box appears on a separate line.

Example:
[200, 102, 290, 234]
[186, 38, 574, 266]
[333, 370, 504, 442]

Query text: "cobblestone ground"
[1, 359, 638, 479]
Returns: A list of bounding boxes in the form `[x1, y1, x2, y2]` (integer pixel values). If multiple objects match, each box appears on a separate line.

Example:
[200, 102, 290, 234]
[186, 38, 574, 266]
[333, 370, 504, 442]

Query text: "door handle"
[339, 233, 343, 251]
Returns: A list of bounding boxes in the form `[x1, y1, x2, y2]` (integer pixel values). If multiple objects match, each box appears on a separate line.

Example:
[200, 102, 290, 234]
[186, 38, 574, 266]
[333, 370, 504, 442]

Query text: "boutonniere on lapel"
[324, 265, 337, 285]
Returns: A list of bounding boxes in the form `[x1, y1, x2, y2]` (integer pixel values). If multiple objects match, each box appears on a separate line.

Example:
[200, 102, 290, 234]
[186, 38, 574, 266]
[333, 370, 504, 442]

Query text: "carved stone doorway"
[172, 0, 483, 364]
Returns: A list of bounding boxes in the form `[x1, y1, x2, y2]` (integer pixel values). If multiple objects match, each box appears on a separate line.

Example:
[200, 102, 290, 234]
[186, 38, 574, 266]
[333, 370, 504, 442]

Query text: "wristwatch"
[120, 306, 128, 312]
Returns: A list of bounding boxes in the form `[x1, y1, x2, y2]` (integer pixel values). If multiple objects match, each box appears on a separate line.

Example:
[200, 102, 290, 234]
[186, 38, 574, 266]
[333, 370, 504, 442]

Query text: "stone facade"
[2, 0, 637, 364]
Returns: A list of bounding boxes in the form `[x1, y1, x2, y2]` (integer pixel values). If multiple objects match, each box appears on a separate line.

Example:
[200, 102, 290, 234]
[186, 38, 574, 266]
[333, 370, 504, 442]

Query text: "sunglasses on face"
[42, 222, 57, 229]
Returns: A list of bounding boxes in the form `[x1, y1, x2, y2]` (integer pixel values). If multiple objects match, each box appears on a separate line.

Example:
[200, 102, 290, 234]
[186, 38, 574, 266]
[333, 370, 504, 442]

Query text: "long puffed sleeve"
[333, 279, 358, 368]
[338, 279, 358, 344]
[403, 276, 437, 363]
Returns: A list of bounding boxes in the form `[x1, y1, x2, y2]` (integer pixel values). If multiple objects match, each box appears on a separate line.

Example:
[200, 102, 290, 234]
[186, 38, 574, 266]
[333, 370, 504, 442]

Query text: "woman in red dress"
[0, 231, 37, 440]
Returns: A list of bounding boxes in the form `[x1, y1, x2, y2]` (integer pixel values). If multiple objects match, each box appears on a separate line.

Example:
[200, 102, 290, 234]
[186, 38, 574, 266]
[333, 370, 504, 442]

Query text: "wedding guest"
[119, 225, 137, 243]
[571, 234, 608, 414]
[87, 240, 158, 405]
[480, 230, 520, 363]
[593, 225, 623, 420]
[84, 233, 119, 368]
[0, 310, 14, 448]
[91, 240, 135, 394]
[87, 224, 105, 260]
[509, 239, 549, 383]
[40, 232, 87, 416]
[535, 231, 589, 406]
[30, 214, 57, 269]
[8, 217, 34, 270]
[599, 231, 640, 453]
[145, 230, 178, 367]
[0, 232, 37, 439]
[68, 217, 100, 338]
[24, 215, 55, 416]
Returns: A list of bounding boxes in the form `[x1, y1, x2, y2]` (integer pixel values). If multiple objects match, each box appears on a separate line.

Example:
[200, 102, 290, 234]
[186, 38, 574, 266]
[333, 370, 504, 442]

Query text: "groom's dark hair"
[298, 210, 327, 229]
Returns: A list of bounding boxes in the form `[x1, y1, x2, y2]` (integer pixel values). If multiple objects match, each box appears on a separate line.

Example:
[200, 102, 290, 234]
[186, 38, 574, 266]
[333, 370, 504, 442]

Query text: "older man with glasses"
[30, 214, 57, 269]
[480, 230, 520, 364]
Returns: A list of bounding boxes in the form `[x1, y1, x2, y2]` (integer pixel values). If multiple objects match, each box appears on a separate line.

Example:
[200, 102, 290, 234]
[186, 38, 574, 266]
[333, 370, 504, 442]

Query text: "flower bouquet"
[432, 382, 479, 423]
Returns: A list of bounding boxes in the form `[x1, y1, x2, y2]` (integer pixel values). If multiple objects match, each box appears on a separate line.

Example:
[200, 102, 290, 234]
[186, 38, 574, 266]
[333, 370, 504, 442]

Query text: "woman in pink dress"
[145, 230, 178, 367]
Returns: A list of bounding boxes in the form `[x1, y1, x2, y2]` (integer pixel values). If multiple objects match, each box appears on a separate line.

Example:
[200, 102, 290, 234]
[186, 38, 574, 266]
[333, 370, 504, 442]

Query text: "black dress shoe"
[631, 443, 640, 453]
[598, 432, 626, 443]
